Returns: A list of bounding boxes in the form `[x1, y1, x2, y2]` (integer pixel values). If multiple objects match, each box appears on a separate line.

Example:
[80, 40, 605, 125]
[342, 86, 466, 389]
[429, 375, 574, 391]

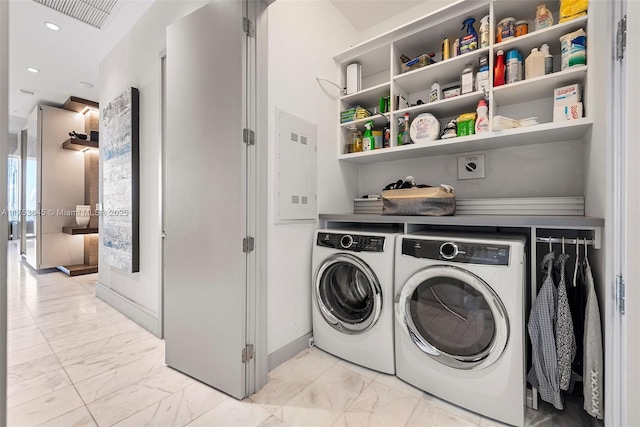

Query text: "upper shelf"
[494, 15, 588, 55]
[394, 47, 490, 94]
[62, 138, 99, 151]
[338, 118, 592, 164]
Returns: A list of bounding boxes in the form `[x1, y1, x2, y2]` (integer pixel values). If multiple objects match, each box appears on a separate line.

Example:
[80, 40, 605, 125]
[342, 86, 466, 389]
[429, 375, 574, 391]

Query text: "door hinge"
[242, 344, 254, 363]
[243, 17, 255, 38]
[617, 15, 627, 61]
[243, 128, 256, 146]
[242, 236, 255, 253]
[616, 275, 626, 314]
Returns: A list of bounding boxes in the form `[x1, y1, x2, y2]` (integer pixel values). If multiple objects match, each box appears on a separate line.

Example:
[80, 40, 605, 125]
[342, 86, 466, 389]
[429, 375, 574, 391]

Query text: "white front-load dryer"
[394, 233, 527, 426]
[312, 229, 396, 374]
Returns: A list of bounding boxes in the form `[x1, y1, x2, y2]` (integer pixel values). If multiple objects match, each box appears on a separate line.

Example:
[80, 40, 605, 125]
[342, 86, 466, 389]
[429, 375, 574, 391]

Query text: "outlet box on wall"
[458, 154, 486, 180]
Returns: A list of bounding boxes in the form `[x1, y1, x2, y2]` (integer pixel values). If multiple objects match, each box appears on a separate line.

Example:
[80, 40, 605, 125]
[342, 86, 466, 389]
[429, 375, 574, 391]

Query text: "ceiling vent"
[33, 0, 119, 29]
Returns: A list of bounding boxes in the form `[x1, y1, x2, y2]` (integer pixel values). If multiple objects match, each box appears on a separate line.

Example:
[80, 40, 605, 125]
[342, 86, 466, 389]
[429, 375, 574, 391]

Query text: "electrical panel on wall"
[276, 108, 317, 223]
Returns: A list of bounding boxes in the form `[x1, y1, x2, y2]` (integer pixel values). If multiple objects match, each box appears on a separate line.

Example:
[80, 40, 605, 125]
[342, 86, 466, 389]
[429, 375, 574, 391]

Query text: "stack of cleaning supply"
[559, 0, 589, 22]
[340, 106, 371, 123]
[457, 112, 477, 136]
[553, 83, 583, 122]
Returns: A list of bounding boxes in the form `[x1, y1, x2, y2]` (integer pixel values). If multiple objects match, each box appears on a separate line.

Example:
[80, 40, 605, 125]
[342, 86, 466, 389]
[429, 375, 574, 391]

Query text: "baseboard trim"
[268, 332, 312, 372]
[96, 282, 160, 337]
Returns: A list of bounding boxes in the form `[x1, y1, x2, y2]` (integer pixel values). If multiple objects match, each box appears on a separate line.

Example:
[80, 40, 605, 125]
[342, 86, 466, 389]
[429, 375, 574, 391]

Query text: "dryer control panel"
[317, 232, 385, 252]
[402, 238, 510, 265]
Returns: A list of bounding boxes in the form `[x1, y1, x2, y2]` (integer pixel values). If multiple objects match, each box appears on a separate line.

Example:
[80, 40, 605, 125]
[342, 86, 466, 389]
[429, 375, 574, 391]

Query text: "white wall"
[267, 1, 359, 354]
[354, 1, 453, 44]
[359, 140, 584, 198]
[98, 0, 207, 336]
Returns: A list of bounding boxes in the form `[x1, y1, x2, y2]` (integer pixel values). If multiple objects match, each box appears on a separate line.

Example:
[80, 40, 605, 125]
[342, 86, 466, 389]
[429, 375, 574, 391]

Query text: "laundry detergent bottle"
[494, 50, 506, 87]
[459, 18, 478, 54]
[479, 15, 490, 48]
[475, 99, 489, 133]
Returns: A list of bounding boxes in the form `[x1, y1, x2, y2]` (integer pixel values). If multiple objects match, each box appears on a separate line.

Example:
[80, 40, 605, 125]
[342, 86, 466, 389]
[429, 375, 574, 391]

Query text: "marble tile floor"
[5, 241, 595, 426]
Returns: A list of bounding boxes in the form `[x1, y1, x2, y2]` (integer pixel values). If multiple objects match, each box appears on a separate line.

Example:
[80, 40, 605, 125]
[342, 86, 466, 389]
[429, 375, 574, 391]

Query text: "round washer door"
[315, 253, 383, 334]
[397, 265, 509, 370]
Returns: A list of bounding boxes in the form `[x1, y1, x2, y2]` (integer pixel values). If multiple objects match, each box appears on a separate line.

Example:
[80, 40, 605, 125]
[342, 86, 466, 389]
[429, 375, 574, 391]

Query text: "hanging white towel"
[583, 257, 603, 419]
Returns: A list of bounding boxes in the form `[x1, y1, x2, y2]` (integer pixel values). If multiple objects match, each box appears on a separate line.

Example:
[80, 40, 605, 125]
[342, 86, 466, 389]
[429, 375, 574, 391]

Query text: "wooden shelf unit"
[62, 226, 99, 235]
[62, 138, 99, 151]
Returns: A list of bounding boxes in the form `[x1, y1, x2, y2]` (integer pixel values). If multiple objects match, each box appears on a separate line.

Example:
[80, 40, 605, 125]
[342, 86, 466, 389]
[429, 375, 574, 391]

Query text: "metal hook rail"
[536, 237, 596, 246]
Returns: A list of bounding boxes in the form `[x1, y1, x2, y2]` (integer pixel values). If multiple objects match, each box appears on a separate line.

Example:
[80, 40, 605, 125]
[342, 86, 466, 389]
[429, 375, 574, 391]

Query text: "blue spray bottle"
[459, 18, 478, 55]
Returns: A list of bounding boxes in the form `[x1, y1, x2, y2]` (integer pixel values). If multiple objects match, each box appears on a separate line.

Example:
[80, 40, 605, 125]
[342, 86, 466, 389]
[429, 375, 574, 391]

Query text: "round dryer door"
[397, 265, 509, 370]
[315, 253, 382, 334]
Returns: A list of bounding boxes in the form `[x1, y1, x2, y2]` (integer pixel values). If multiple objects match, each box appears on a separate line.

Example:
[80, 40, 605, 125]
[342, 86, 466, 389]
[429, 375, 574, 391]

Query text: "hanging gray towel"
[555, 253, 577, 391]
[527, 252, 563, 410]
[583, 260, 603, 419]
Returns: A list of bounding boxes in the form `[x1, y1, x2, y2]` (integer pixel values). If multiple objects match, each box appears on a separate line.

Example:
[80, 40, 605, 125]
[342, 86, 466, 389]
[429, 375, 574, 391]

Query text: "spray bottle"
[459, 18, 478, 54]
[363, 121, 374, 151]
[402, 113, 411, 145]
[479, 15, 490, 48]
[397, 117, 405, 146]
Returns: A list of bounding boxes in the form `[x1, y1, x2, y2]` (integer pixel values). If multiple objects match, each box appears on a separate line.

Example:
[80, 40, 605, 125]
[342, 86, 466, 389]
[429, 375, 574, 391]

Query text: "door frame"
[0, 0, 9, 423]
[620, 0, 639, 424]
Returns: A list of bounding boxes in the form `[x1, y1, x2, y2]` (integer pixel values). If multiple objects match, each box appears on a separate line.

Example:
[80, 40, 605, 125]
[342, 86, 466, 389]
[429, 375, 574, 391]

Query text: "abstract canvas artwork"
[102, 87, 140, 273]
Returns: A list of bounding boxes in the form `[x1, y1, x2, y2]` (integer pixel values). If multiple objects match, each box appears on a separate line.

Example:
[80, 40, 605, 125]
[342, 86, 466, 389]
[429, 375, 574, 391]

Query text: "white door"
[164, 0, 253, 399]
[620, 1, 639, 424]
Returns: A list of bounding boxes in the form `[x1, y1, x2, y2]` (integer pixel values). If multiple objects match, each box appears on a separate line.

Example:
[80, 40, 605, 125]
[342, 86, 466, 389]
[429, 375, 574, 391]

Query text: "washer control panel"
[402, 238, 510, 265]
[317, 232, 385, 252]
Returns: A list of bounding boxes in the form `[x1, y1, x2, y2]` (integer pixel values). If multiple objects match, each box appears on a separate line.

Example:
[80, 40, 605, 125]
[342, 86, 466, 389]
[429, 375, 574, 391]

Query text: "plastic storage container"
[525, 48, 546, 79]
[497, 17, 516, 43]
[515, 20, 529, 37]
[560, 28, 587, 70]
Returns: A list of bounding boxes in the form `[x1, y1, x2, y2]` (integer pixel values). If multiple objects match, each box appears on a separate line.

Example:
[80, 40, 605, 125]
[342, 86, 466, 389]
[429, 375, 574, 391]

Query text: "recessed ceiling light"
[19, 89, 34, 96]
[78, 81, 94, 89]
[27, 67, 40, 73]
[45, 22, 61, 31]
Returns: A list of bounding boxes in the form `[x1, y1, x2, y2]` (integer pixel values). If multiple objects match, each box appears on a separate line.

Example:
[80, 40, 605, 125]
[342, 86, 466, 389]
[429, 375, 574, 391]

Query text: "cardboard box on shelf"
[554, 84, 582, 107]
[554, 102, 583, 122]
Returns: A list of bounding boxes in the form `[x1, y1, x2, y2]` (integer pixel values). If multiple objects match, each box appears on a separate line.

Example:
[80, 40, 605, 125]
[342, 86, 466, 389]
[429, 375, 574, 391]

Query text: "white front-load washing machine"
[312, 229, 396, 374]
[394, 233, 527, 426]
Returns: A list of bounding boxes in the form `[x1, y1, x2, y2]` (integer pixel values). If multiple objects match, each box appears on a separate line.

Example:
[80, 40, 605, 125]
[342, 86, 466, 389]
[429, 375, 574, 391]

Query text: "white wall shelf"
[493, 65, 587, 106]
[335, 1, 589, 163]
[394, 91, 485, 119]
[338, 118, 592, 164]
[340, 113, 390, 129]
[340, 82, 390, 109]
[393, 47, 491, 94]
